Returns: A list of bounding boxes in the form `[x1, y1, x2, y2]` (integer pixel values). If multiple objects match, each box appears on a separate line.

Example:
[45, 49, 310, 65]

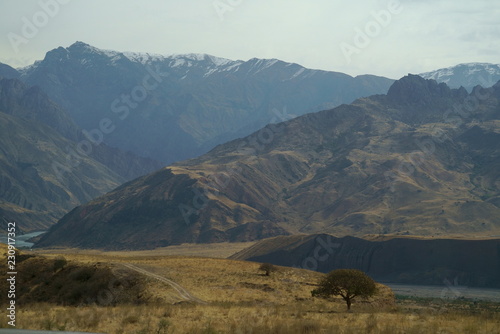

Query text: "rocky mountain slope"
[35, 75, 500, 249]
[0, 78, 161, 231]
[229, 234, 500, 288]
[420, 63, 500, 91]
[0, 63, 20, 79]
[17, 41, 394, 164]
[0, 77, 80, 140]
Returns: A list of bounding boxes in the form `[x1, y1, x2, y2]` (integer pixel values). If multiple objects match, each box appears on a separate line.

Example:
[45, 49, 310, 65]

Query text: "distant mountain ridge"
[0, 78, 161, 232]
[7, 44, 497, 167]
[35, 76, 500, 250]
[15, 41, 394, 164]
[419, 63, 500, 91]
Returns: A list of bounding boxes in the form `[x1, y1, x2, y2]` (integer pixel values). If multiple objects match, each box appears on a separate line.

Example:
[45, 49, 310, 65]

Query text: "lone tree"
[259, 263, 277, 276]
[311, 269, 376, 310]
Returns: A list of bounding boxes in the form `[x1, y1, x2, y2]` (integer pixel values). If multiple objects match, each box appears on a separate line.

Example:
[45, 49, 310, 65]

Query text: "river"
[0, 230, 46, 248]
[385, 283, 500, 302]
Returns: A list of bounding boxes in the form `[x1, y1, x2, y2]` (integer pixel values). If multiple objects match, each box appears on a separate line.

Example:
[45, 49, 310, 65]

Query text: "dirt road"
[121, 263, 207, 304]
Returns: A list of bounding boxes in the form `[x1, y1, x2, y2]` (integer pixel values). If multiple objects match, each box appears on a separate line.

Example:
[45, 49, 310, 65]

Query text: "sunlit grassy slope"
[0, 245, 498, 333]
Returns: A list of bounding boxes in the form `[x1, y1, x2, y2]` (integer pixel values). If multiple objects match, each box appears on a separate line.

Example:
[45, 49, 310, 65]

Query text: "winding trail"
[121, 263, 208, 304]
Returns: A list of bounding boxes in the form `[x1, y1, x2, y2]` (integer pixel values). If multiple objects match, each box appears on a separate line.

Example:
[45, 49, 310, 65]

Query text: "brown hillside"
[35, 77, 500, 249]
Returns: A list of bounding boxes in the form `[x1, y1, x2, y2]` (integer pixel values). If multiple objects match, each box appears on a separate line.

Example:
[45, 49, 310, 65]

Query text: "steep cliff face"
[231, 234, 500, 288]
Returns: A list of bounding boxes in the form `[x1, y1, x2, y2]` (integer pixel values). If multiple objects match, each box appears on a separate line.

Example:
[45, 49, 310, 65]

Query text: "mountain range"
[35, 75, 500, 250]
[0, 42, 398, 233]
[7, 41, 395, 164]
[2, 42, 499, 243]
[420, 63, 500, 91]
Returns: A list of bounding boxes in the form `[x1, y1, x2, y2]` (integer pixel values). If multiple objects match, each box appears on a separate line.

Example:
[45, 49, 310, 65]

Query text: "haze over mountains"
[36, 74, 500, 250]
[0, 77, 161, 231]
[1, 42, 499, 243]
[5, 41, 395, 164]
[420, 63, 500, 92]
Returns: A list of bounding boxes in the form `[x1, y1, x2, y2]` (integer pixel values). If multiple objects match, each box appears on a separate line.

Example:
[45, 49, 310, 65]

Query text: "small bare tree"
[259, 263, 277, 276]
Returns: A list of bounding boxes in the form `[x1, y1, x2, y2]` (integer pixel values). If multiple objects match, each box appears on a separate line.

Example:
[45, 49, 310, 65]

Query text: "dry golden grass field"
[1, 244, 499, 333]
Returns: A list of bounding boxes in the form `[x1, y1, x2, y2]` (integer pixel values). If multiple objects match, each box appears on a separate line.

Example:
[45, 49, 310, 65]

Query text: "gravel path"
[121, 263, 208, 304]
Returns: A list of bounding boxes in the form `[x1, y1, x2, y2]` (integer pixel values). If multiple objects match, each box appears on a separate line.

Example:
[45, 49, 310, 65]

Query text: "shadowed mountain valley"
[0, 78, 161, 231]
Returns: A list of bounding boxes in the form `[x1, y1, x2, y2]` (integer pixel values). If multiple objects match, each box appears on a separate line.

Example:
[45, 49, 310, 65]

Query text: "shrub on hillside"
[312, 269, 377, 310]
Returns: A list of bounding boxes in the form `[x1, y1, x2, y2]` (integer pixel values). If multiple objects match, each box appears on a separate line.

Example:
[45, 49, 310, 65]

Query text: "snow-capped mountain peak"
[68, 41, 122, 58]
[419, 63, 500, 90]
[122, 51, 167, 64]
[25, 42, 303, 80]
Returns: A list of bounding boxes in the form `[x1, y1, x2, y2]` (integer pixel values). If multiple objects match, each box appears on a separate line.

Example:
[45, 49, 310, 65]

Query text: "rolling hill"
[0, 245, 398, 332]
[230, 234, 500, 288]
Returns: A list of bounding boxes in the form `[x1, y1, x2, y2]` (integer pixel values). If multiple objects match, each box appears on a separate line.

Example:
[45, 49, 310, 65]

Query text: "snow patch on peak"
[419, 62, 500, 89]
[262, 59, 279, 69]
[421, 63, 500, 78]
[246, 58, 280, 75]
[207, 55, 234, 66]
[461, 63, 500, 76]
[290, 68, 305, 79]
[420, 68, 454, 82]
[68, 42, 121, 58]
[170, 58, 190, 68]
[169, 53, 235, 66]
[123, 52, 166, 64]
[65, 43, 242, 71]
[457, 62, 498, 67]
[181, 53, 207, 62]
[223, 62, 242, 72]
[253, 58, 279, 68]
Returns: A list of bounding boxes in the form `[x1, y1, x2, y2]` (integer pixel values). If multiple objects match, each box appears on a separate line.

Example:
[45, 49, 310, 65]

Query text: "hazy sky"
[1, 0, 499, 79]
